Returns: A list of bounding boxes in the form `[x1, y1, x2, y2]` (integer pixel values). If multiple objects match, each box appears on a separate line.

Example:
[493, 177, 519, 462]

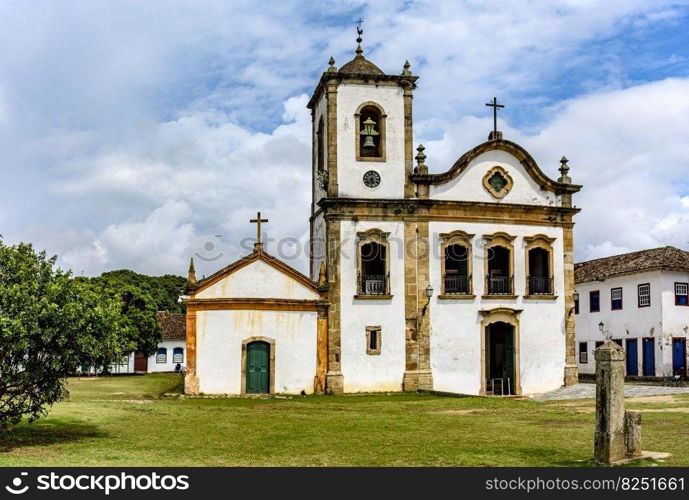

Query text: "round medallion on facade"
[363, 170, 381, 188]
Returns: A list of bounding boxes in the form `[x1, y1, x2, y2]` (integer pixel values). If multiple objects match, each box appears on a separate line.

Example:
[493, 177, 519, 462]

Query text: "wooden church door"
[246, 341, 270, 394]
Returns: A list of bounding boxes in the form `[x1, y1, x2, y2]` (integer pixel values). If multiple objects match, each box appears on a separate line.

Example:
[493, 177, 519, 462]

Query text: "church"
[181, 30, 582, 397]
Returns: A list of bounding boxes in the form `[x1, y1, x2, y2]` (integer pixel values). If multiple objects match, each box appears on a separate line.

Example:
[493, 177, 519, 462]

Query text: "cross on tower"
[485, 97, 505, 137]
[250, 211, 269, 250]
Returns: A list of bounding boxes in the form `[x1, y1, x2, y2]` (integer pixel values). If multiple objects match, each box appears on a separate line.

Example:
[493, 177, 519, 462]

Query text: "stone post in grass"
[594, 341, 642, 464]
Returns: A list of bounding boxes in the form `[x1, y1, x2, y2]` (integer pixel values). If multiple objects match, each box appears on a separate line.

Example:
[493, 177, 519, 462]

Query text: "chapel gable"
[189, 252, 320, 301]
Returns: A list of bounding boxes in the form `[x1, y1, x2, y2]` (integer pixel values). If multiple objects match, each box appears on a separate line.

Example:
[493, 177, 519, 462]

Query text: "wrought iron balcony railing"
[485, 275, 514, 295]
[528, 276, 554, 295]
[443, 274, 472, 295]
[358, 273, 390, 295]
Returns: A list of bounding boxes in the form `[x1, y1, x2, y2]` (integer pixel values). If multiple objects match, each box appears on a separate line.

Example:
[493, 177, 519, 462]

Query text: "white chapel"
[181, 31, 582, 397]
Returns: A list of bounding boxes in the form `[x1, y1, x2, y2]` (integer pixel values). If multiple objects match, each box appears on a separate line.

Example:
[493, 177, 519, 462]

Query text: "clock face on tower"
[363, 170, 381, 188]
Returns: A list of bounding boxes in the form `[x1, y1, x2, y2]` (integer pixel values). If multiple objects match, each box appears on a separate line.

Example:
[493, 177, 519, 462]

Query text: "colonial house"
[182, 31, 581, 397]
[106, 311, 186, 374]
[574, 246, 689, 378]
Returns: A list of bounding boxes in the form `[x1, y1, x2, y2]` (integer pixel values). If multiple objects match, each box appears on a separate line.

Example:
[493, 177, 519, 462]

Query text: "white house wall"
[196, 260, 320, 300]
[430, 150, 560, 206]
[195, 309, 317, 394]
[147, 339, 186, 373]
[429, 221, 565, 395]
[660, 271, 689, 374]
[573, 270, 688, 376]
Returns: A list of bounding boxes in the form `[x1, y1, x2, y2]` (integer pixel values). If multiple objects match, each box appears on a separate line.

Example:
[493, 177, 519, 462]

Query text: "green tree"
[0, 239, 132, 430]
[90, 270, 186, 313]
[86, 281, 163, 357]
[83, 269, 187, 356]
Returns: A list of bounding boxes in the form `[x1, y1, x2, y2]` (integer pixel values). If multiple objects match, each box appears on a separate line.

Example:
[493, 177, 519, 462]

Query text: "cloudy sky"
[1, 0, 688, 278]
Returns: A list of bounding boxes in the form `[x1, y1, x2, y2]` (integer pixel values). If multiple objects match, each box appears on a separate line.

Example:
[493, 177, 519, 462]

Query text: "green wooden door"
[504, 329, 515, 395]
[246, 341, 270, 394]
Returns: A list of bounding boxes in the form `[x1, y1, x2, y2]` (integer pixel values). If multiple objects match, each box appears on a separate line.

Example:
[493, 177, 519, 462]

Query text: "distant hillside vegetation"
[88, 270, 187, 313]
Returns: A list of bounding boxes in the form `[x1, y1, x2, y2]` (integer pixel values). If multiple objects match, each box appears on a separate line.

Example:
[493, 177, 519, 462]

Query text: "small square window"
[579, 342, 588, 364]
[611, 287, 623, 310]
[590, 291, 600, 312]
[366, 326, 381, 355]
[595, 341, 604, 349]
[676, 282, 688, 306]
[637, 283, 650, 307]
[156, 348, 167, 364]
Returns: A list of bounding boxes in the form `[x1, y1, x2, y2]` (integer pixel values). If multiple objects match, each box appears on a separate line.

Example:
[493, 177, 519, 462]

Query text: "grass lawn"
[1, 373, 688, 466]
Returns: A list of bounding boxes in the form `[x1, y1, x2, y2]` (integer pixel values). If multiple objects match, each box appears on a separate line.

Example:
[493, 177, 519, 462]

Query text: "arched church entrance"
[486, 322, 515, 395]
[241, 337, 276, 395]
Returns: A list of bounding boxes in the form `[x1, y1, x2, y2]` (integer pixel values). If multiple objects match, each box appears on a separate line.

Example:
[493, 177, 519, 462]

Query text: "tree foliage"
[0, 239, 132, 430]
[82, 270, 187, 356]
[89, 270, 187, 313]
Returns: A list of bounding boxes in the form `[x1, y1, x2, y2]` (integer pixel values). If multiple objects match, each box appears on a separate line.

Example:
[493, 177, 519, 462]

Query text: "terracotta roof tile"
[156, 311, 186, 340]
[575, 246, 689, 284]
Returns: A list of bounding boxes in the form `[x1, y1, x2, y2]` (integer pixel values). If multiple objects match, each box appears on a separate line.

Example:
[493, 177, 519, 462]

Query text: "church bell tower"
[307, 25, 418, 211]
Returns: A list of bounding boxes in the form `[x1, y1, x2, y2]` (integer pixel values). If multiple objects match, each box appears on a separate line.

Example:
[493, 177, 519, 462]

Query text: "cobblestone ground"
[531, 382, 689, 401]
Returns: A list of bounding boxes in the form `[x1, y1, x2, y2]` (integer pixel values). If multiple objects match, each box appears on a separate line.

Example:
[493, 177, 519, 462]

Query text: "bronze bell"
[360, 117, 379, 149]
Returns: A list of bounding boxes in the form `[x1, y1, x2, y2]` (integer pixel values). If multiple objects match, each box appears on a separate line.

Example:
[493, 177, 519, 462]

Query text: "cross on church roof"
[250, 211, 269, 251]
[485, 97, 505, 140]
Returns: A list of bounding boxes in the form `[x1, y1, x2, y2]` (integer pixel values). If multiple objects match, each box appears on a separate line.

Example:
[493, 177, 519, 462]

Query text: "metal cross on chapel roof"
[250, 211, 269, 250]
[485, 97, 505, 138]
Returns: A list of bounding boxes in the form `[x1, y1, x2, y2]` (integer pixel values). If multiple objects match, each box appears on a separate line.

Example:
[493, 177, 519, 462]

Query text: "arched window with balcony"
[483, 232, 516, 296]
[524, 235, 556, 296]
[356, 229, 390, 296]
[440, 231, 474, 296]
[355, 102, 386, 161]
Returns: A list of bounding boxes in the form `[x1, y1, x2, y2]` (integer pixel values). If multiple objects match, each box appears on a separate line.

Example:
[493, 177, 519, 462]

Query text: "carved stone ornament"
[483, 165, 513, 199]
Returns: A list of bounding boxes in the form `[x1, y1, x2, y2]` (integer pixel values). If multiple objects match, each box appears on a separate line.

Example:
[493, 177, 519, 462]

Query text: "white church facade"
[182, 33, 582, 397]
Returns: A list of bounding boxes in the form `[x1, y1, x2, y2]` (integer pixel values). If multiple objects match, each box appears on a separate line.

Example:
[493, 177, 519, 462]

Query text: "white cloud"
[417, 77, 689, 261]
[95, 200, 193, 275]
[583, 241, 632, 261]
[1, 1, 688, 276]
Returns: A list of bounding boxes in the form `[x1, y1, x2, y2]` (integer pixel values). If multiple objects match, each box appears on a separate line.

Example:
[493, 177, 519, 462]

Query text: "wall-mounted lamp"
[598, 321, 604, 333]
[421, 283, 434, 316]
[568, 291, 580, 316]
